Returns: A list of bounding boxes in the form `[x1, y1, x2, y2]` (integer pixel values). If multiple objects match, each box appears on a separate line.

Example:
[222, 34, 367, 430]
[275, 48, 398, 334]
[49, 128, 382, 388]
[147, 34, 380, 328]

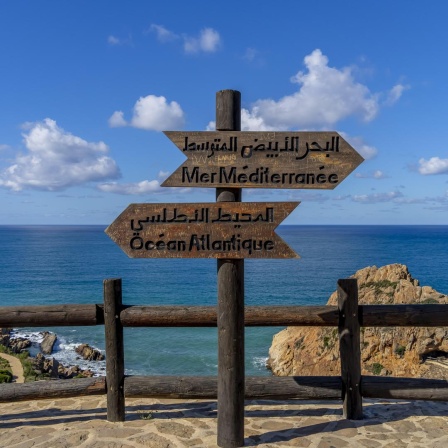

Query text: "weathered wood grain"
[119, 305, 339, 327]
[162, 131, 364, 189]
[338, 279, 363, 420]
[104, 279, 125, 422]
[216, 89, 244, 448]
[105, 201, 299, 259]
[124, 375, 342, 400]
[362, 376, 448, 401]
[0, 304, 103, 327]
[360, 304, 448, 327]
[0, 377, 105, 402]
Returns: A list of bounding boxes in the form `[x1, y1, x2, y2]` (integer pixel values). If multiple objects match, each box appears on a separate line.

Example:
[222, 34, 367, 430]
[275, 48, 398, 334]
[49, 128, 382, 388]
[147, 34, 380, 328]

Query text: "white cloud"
[149, 24, 221, 54]
[109, 95, 185, 131]
[355, 170, 387, 179]
[107, 35, 132, 46]
[418, 157, 448, 175]
[0, 144, 11, 151]
[352, 191, 404, 203]
[108, 35, 121, 45]
[237, 49, 406, 131]
[184, 28, 221, 53]
[108, 111, 127, 128]
[149, 24, 178, 42]
[98, 179, 161, 195]
[0, 119, 120, 192]
[339, 132, 377, 160]
[385, 84, 410, 106]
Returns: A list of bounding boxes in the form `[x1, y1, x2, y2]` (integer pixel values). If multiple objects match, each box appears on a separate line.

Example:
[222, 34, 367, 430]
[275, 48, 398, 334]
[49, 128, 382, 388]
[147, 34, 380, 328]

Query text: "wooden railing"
[1, 278, 448, 422]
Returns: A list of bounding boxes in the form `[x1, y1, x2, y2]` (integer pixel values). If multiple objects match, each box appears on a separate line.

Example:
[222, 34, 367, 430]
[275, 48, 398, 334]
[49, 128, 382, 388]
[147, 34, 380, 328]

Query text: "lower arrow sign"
[105, 202, 299, 259]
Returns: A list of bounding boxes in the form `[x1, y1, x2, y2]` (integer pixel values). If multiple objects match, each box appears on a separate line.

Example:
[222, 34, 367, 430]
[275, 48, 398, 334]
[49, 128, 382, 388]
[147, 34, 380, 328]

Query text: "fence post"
[104, 278, 125, 421]
[338, 278, 363, 419]
[216, 90, 245, 448]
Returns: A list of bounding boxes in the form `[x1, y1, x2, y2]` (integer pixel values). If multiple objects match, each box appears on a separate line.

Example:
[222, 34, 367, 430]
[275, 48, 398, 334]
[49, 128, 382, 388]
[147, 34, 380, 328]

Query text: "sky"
[1, 1, 447, 225]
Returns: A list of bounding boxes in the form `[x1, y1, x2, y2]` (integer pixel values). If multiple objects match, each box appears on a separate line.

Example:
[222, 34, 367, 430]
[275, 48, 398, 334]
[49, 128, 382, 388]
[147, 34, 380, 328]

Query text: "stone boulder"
[40, 331, 57, 355]
[268, 264, 448, 379]
[75, 344, 104, 361]
[8, 337, 31, 354]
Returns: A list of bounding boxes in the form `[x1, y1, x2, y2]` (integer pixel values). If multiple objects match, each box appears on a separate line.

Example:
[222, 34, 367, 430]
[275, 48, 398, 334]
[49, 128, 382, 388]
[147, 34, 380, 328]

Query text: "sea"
[1, 225, 447, 377]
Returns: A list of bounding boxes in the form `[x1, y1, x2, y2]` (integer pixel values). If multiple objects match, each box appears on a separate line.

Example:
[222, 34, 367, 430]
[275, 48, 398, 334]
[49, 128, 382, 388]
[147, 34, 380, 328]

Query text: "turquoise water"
[1, 225, 447, 376]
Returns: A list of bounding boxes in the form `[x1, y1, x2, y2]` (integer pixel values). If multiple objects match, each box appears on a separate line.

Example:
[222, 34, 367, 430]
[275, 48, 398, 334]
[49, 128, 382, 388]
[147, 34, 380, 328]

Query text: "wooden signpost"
[106, 89, 364, 448]
[105, 202, 299, 259]
[162, 131, 364, 189]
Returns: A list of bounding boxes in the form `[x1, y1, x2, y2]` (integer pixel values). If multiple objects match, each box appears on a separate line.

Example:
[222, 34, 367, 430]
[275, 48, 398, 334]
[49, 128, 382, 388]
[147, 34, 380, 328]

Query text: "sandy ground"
[0, 353, 24, 383]
[0, 395, 448, 447]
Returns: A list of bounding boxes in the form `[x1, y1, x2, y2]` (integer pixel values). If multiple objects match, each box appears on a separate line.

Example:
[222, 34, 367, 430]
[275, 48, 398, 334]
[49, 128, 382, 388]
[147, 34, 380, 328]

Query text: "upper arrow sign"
[105, 202, 299, 259]
[162, 131, 363, 189]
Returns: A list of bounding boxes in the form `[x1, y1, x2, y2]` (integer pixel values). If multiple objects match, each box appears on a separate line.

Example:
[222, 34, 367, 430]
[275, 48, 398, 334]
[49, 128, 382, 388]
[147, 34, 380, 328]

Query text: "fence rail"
[3, 303, 448, 328]
[1, 278, 448, 422]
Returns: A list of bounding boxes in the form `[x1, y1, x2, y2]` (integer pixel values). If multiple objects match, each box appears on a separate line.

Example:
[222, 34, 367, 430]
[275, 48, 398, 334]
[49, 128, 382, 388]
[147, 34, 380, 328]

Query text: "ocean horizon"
[1, 224, 447, 377]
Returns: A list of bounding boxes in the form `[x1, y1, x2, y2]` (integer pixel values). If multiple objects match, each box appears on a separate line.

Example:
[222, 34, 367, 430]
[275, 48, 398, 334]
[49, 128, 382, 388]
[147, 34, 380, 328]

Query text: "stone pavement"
[0, 396, 448, 447]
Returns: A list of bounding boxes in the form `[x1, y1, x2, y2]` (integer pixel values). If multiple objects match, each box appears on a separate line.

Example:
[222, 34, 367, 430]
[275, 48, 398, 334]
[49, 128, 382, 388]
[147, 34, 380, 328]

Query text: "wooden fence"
[1, 278, 448, 422]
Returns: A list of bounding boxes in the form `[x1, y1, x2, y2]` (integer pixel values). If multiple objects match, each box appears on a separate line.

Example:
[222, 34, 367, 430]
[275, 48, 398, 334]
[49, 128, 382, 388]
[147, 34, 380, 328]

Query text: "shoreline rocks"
[0, 329, 103, 380]
[268, 264, 448, 379]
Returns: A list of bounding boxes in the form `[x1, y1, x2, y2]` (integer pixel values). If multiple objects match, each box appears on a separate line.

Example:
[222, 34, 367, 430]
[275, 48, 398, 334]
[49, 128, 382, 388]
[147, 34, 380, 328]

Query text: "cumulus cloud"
[149, 24, 221, 54]
[0, 119, 120, 192]
[108, 111, 127, 128]
[418, 157, 448, 175]
[109, 95, 185, 131]
[184, 28, 221, 53]
[235, 49, 406, 131]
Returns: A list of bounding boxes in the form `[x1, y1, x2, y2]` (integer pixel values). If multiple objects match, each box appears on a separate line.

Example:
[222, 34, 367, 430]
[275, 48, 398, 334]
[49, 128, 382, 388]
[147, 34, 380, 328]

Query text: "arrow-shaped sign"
[162, 131, 363, 189]
[105, 202, 299, 259]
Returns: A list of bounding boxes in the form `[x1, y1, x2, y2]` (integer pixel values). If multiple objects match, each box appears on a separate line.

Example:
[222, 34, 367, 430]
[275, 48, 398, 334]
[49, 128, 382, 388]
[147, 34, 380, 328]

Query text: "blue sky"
[1, 1, 447, 225]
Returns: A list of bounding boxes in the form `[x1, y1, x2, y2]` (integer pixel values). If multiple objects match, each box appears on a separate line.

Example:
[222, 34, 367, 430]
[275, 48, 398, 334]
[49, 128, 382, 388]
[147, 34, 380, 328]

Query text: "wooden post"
[338, 278, 363, 419]
[216, 90, 245, 448]
[104, 278, 125, 422]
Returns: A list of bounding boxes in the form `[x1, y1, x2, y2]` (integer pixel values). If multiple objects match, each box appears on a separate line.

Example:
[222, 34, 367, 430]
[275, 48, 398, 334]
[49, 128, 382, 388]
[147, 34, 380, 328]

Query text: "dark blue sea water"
[1, 225, 447, 376]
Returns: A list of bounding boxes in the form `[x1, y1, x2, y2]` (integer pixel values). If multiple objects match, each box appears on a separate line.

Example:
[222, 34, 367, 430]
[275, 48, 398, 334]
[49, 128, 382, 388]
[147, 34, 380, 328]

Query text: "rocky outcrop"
[75, 344, 105, 361]
[31, 353, 95, 379]
[40, 331, 57, 354]
[268, 264, 448, 379]
[8, 337, 31, 354]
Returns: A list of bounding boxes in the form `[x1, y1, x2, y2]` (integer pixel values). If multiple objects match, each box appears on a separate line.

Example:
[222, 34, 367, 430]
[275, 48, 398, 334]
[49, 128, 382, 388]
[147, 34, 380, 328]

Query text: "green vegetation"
[395, 345, 406, 358]
[0, 369, 12, 383]
[294, 336, 304, 350]
[372, 363, 384, 375]
[421, 298, 439, 304]
[360, 280, 398, 302]
[0, 344, 40, 382]
[138, 411, 154, 420]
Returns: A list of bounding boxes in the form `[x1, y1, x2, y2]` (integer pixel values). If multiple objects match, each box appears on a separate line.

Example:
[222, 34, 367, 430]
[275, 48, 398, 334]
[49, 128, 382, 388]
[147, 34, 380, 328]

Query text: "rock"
[8, 337, 31, 353]
[75, 344, 104, 361]
[268, 264, 448, 379]
[40, 331, 57, 355]
[32, 353, 45, 374]
[43, 357, 60, 379]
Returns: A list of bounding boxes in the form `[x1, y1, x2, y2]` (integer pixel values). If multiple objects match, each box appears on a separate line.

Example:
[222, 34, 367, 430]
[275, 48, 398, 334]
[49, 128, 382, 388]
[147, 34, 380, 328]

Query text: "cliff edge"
[268, 263, 448, 379]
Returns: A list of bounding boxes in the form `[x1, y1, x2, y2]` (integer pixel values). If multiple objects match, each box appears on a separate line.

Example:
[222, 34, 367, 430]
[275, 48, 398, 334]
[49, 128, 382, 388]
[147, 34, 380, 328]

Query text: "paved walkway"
[0, 353, 24, 383]
[0, 395, 448, 447]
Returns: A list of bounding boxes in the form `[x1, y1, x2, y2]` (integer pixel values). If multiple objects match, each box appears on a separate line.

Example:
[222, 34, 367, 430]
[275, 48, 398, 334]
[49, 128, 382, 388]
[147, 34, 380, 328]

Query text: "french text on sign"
[162, 131, 363, 189]
[105, 202, 299, 259]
